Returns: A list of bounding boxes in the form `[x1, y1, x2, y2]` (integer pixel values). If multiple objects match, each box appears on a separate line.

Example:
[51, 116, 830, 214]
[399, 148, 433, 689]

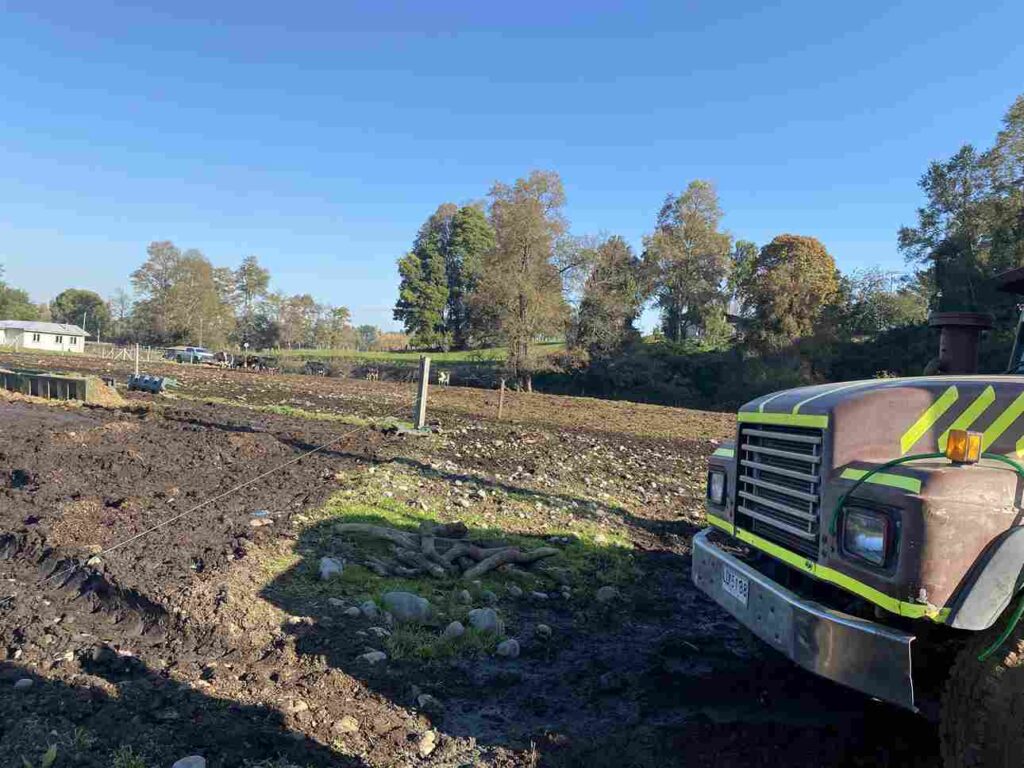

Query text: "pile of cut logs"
[334, 521, 559, 579]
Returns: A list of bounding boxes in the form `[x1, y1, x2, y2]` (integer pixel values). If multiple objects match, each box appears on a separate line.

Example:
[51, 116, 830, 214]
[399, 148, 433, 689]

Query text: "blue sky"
[1, 1, 1022, 330]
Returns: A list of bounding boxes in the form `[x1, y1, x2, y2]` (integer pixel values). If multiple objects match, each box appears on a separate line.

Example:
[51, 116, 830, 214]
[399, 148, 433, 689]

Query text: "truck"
[693, 269, 1024, 768]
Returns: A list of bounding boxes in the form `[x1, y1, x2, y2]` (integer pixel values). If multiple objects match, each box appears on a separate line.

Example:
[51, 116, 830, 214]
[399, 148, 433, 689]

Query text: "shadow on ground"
[0, 648, 360, 768]
[260, 515, 941, 767]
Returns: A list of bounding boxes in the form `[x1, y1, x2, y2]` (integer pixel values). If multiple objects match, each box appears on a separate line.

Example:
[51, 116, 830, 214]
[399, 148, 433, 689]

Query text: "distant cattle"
[437, 371, 451, 388]
[365, 367, 380, 382]
[304, 360, 328, 377]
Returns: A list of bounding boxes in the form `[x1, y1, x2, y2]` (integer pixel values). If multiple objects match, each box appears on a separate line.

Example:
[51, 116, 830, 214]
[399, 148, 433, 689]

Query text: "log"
[462, 547, 559, 579]
[394, 548, 447, 578]
[335, 523, 419, 550]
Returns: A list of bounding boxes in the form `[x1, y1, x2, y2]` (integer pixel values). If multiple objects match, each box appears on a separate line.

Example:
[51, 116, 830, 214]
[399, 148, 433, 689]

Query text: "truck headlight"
[843, 507, 890, 566]
[707, 471, 726, 505]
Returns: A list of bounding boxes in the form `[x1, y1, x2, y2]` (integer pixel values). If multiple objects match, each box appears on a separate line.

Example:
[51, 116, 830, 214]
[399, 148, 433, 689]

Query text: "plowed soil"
[0, 352, 938, 767]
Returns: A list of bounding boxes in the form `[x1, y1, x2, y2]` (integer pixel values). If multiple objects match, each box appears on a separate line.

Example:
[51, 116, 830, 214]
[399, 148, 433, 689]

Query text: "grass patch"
[263, 484, 638, 622]
[272, 341, 564, 364]
[172, 393, 410, 429]
[111, 746, 149, 768]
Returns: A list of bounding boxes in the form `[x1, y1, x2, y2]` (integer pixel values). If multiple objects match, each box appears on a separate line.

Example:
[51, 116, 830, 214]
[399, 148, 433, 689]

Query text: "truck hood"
[740, 375, 1024, 467]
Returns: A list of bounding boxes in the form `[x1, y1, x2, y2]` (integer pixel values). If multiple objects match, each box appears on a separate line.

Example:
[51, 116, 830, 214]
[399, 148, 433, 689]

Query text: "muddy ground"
[0, 353, 938, 767]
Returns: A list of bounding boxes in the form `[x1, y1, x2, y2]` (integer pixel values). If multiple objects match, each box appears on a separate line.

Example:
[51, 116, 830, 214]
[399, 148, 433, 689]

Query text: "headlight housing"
[842, 506, 891, 567]
[707, 471, 726, 505]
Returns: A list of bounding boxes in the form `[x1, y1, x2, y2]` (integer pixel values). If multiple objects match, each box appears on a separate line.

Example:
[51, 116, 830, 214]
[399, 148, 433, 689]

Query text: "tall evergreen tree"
[447, 205, 496, 349]
[394, 205, 456, 348]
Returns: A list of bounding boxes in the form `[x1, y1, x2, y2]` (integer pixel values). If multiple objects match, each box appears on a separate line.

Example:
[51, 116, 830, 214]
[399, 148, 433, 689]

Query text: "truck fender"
[947, 526, 1024, 630]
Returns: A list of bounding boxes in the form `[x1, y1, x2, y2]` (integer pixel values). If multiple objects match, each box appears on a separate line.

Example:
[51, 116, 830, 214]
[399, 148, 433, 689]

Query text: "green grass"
[261, 482, 637, 653]
[171, 393, 412, 430]
[111, 747, 149, 768]
[273, 341, 565, 364]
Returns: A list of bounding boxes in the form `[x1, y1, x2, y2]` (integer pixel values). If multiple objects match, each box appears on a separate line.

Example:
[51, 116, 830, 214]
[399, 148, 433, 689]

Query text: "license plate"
[721, 566, 749, 606]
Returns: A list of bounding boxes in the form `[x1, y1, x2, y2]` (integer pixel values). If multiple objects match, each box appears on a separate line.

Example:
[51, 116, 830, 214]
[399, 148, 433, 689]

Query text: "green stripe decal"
[706, 513, 732, 532]
[899, 386, 958, 454]
[731, 525, 947, 621]
[738, 411, 829, 429]
[939, 386, 995, 450]
[712, 447, 735, 458]
[840, 468, 922, 494]
[982, 391, 1024, 452]
[1016, 435, 1024, 459]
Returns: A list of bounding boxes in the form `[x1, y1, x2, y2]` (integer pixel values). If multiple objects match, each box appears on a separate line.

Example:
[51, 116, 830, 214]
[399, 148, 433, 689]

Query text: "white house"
[0, 320, 90, 353]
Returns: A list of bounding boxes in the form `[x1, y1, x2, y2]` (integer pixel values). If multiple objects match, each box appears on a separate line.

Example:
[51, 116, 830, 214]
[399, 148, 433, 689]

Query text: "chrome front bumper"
[691, 528, 916, 710]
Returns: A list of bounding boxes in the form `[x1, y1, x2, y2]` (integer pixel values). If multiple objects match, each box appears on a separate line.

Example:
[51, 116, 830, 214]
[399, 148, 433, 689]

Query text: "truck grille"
[735, 424, 823, 560]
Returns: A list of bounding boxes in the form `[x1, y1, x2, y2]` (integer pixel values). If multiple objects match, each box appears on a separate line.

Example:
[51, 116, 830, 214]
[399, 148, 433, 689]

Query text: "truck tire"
[940, 615, 1024, 767]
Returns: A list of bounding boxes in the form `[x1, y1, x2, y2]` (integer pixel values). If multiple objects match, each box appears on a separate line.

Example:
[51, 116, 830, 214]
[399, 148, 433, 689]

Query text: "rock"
[344, 606, 362, 618]
[86, 555, 102, 566]
[319, 556, 344, 581]
[333, 715, 360, 734]
[457, 498, 471, 508]
[418, 730, 438, 758]
[596, 586, 621, 603]
[171, 758, 206, 768]
[13, 677, 33, 690]
[328, 597, 346, 608]
[417, 693, 445, 716]
[467, 608, 503, 635]
[358, 650, 387, 664]
[381, 592, 431, 623]
[507, 585, 523, 598]
[367, 626, 391, 638]
[496, 639, 520, 658]
[249, 517, 273, 528]
[481, 590, 498, 605]
[457, 589, 472, 605]
[476, 489, 487, 499]
[285, 699, 309, 714]
[535, 624, 552, 639]
[443, 621, 465, 639]
[530, 591, 549, 600]
[360, 600, 379, 619]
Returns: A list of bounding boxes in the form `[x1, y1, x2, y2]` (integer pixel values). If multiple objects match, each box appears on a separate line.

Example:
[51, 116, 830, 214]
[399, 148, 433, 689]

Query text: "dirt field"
[0, 353, 938, 767]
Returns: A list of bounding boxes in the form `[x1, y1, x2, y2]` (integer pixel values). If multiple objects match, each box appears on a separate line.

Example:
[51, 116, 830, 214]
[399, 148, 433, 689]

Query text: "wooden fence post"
[134, 344, 140, 377]
[497, 378, 506, 421]
[413, 355, 431, 429]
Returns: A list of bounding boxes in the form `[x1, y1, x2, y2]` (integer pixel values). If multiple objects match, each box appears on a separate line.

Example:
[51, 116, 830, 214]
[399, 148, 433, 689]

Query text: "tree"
[0, 266, 39, 321]
[109, 288, 133, 342]
[744, 234, 839, 350]
[898, 94, 1024, 324]
[394, 204, 456, 348]
[573, 235, 645, 360]
[447, 205, 496, 348]
[643, 181, 732, 341]
[356, 325, 380, 351]
[233, 255, 271, 345]
[729, 239, 759, 315]
[50, 288, 111, 339]
[312, 305, 352, 349]
[130, 241, 235, 346]
[837, 268, 928, 336]
[471, 170, 570, 385]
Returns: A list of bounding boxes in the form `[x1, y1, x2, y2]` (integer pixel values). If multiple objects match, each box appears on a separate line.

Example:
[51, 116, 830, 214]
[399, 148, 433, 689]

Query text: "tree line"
[0, 244, 398, 352]
[392, 173, 933, 385]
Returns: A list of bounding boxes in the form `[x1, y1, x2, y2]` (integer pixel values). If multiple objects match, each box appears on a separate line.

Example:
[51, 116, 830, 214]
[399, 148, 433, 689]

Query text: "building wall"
[4, 330, 85, 353]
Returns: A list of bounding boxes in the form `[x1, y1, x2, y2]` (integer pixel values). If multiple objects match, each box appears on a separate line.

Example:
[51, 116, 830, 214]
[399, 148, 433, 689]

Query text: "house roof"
[0, 320, 90, 337]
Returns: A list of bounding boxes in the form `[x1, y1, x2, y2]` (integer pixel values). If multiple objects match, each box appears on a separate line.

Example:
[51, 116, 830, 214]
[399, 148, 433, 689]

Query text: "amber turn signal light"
[946, 429, 982, 464]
